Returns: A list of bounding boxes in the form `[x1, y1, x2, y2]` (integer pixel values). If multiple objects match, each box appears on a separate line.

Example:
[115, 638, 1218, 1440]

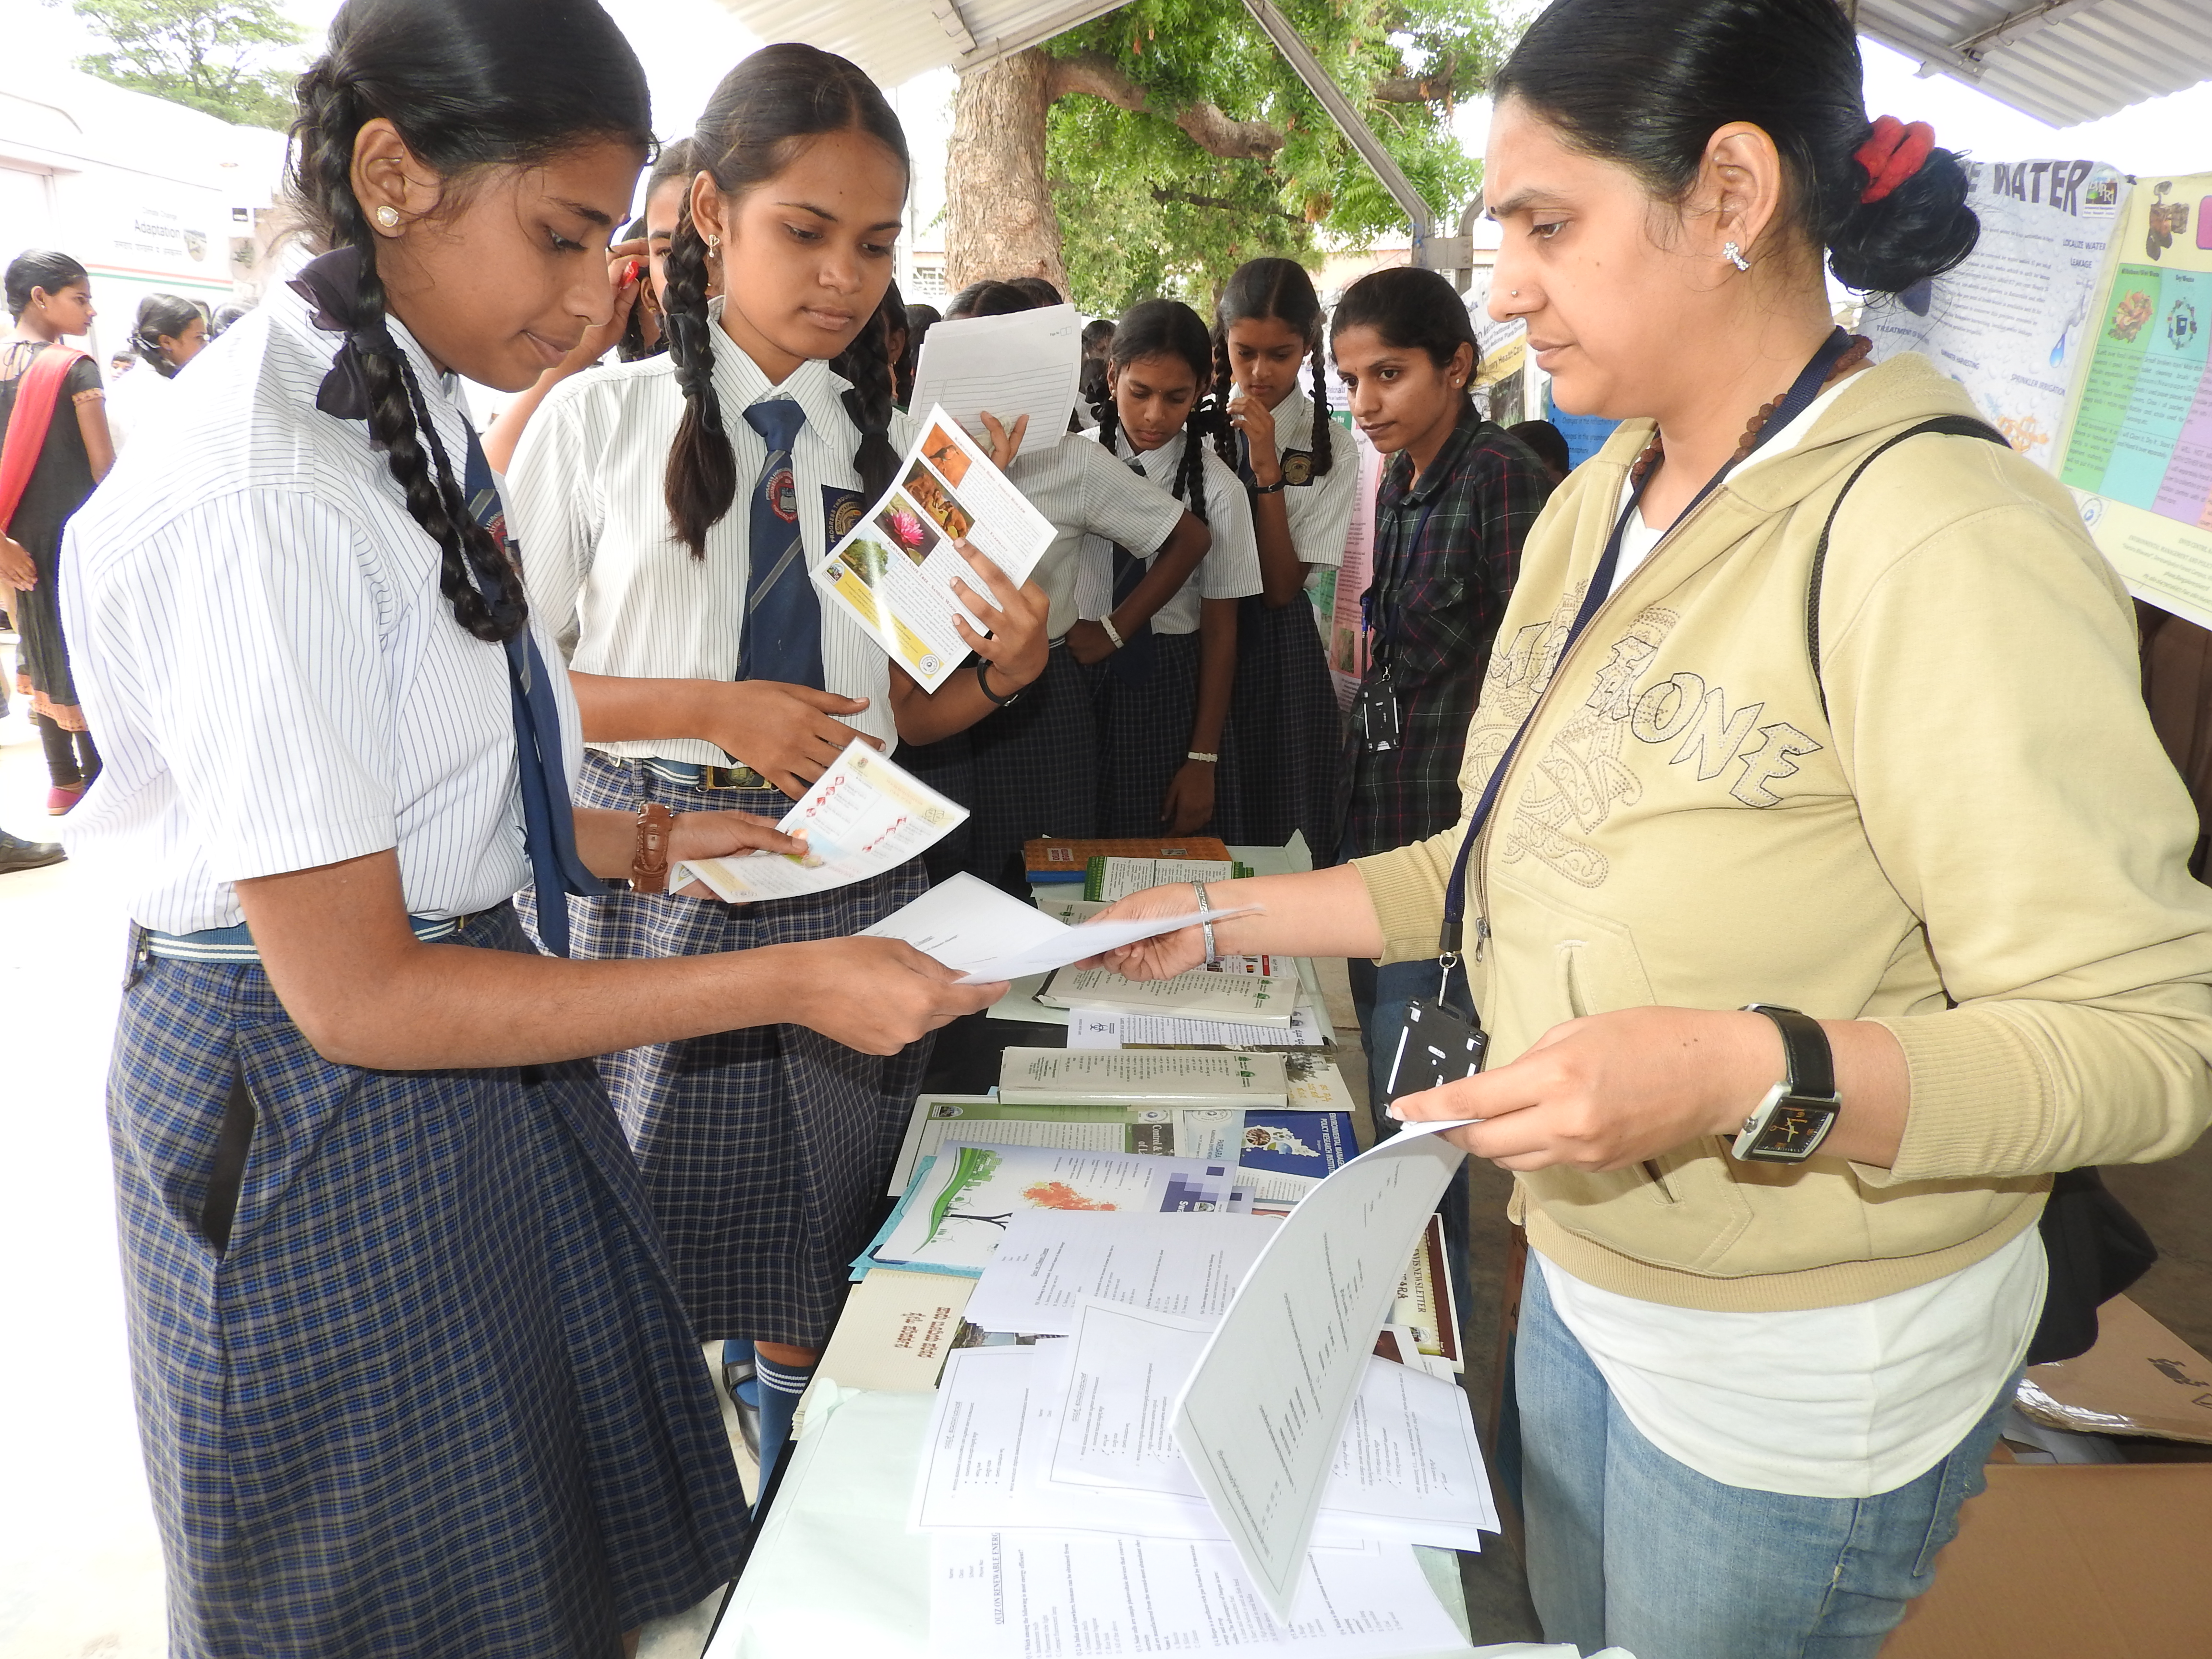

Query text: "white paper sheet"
[909, 304, 1084, 446]
[964, 1211, 1280, 1336]
[928, 1527, 1465, 1659]
[1067, 1003, 1330, 1048]
[1041, 966, 1298, 1024]
[678, 740, 966, 903]
[864, 871, 1259, 985]
[1175, 1121, 1474, 1616]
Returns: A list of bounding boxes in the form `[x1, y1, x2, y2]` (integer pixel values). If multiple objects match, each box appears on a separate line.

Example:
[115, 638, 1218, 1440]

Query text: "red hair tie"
[1855, 115, 1937, 204]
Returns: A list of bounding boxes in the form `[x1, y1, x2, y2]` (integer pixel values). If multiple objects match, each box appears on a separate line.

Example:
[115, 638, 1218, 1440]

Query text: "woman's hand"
[948, 541, 1049, 693]
[1078, 882, 1214, 979]
[668, 810, 803, 866]
[1159, 758, 1215, 835]
[697, 682, 879, 798]
[781, 937, 1007, 1053]
[0, 533, 36, 590]
[1065, 619, 1115, 667]
[980, 410, 1030, 472]
[1226, 393, 1282, 487]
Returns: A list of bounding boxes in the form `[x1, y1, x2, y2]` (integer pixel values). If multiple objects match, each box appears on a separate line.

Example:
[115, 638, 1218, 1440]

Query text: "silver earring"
[1723, 240, 1750, 271]
[707, 234, 721, 255]
[374, 204, 400, 229]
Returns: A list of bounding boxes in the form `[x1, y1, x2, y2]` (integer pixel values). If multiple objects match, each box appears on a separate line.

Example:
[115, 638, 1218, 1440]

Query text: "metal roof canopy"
[1853, 0, 2212, 127]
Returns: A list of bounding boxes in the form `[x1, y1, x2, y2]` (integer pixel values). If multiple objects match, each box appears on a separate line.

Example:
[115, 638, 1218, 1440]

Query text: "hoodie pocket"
[1557, 938, 1678, 1205]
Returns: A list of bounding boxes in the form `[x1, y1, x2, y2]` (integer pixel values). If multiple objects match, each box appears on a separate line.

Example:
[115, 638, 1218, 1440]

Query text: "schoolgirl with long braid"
[58, 4, 1000, 1650]
[1079, 298, 1261, 835]
[505, 43, 1047, 1485]
[1213, 257, 1358, 851]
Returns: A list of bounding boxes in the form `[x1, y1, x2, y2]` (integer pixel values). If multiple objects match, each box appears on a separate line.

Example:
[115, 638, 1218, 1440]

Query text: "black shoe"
[0, 830, 65, 874]
[721, 1355, 762, 1460]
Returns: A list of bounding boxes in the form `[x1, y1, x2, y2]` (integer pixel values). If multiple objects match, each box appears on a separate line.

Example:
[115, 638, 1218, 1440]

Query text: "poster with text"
[1326, 431, 1385, 712]
[2054, 170, 2212, 628]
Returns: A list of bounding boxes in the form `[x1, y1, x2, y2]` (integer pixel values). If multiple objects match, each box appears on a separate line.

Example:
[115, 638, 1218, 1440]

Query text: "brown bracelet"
[630, 803, 675, 894]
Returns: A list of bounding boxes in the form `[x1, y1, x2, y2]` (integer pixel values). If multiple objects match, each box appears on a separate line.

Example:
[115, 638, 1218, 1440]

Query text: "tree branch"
[1148, 185, 1304, 225]
[1048, 49, 1283, 161]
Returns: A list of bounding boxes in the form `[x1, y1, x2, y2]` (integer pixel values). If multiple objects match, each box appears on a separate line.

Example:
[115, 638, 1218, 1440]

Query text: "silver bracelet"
[1100, 615, 1126, 651]
[1192, 879, 1219, 966]
[1186, 749, 1218, 764]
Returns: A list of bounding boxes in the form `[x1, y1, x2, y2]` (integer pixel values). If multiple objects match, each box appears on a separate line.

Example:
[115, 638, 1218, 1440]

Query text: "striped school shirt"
[1074, 428, 1262, 636]
[1259, 386, 1360, 571]
[59, 280, 579, 935]
[1004, 432, 1190, 640]
[505, 310, 911, 763]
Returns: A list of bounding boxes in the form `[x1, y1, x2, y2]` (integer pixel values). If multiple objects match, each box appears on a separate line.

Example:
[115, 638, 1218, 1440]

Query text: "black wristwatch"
[975, 658, 1025, 708]
[1730, 1004, 1841, 1163]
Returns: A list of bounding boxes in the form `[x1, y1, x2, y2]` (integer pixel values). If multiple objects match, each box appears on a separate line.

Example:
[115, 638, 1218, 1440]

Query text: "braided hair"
[1210, 257, 1333, 480]
[287, 0, 651, 643]
[662, 45, 909, 558]
[1088, 298, 1219, 526]
[130, 292, 204, 378]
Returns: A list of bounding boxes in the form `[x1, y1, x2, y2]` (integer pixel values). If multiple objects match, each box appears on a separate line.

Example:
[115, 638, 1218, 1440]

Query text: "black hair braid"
[660, 199, 735, 559]
[832, 300, 900, 498]
[1172, 419, 1211, 525]
[294, 67, 519, 641]
[1209, 335, 1238, 471]
[1090, 374, 1121, 458]
[1306, 343, 1334, 478]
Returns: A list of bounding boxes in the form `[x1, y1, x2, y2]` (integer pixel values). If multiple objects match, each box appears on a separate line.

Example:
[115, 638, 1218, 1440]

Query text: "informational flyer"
[813, 404, 1056, 690]
[1326, 433, 1384, 712]
[1862, 157, 2128, 469]
[2055, 170, 2212, 628]
[676, 739, 965, 903]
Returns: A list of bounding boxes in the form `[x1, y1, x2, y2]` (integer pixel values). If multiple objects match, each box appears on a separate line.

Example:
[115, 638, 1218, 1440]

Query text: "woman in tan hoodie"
[1087, 1, 2212, 1653]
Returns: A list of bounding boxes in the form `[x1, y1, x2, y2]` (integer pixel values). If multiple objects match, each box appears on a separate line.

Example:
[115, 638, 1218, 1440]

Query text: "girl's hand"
[0, 533, 35, 591]
[1077, 883, 1211, 979]
[947, 541, 1049, 693]
[979, 410, 1030, 471]
[667, 810, 804, 869]
[782, 937, 1007, 1053]
[1065, 619, 1116, 667]
[701, 682, 880, 798]
[1391, 1006, 1774, 1172]
[1159, 758, 1215, 835]
[1227, 393, 1282, 487]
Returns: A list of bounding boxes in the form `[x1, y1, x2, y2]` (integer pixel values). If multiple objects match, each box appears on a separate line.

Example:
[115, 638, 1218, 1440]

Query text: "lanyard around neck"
[1432, 328, 1856, 961]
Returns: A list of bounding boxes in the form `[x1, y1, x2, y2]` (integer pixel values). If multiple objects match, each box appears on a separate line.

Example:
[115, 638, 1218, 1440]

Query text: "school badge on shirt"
[822, 485, 868, 539]
[1281, 448, 1314, 487]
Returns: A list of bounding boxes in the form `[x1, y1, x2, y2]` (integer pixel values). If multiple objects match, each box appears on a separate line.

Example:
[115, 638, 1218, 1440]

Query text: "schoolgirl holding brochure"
[59, 2, 998, 1649]
[506, 44, 1046, 1483]
[1085, 1, 2212, 1653]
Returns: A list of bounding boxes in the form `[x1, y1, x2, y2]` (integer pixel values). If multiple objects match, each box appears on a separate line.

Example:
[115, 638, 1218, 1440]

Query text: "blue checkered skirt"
[521, 752, 931, 1346]
[1222, 595, 1345, 851]
[109, 904, 748, 1659]
[1086, 630, 1230, 837]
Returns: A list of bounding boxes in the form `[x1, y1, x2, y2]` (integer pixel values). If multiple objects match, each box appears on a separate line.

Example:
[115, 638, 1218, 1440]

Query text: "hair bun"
[1826, 143, 1978, 295]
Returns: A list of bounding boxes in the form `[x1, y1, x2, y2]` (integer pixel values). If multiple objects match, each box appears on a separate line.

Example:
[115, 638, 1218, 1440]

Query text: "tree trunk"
[944, 49, 1067, 297]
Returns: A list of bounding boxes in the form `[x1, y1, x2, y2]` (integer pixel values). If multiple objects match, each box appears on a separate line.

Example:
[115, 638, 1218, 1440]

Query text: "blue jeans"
[1516, 1258, 2014, 1659]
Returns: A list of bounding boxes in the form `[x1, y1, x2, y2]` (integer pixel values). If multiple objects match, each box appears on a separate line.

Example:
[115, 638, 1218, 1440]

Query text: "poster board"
[2053, 170, 2212, 629]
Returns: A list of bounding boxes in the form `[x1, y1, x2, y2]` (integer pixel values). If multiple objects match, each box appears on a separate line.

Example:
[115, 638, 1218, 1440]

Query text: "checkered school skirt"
[1222, 596, 1345, 852]
[1086, 630, 1234, 838]
[109, 905, 748, 1659]
[521, 751, 931, 1347]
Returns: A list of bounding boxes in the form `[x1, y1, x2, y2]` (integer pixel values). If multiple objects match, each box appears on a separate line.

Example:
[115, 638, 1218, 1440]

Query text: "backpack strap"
[1806, 414, 2009, 721]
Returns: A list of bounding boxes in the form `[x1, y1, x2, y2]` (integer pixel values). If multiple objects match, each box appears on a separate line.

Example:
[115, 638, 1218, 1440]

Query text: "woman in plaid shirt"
[1334, 266, 1556, 1103]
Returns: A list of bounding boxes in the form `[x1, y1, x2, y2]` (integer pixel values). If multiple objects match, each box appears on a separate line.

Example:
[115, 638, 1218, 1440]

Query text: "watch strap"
[630, 803, 674, 894]
[1744, 1004, 1836, 1101]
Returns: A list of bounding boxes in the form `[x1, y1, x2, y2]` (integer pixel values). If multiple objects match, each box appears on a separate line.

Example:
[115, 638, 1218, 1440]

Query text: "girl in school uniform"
[59, 4, 997, 1651]
[898, 280, 1212, 887]
[1080, 299, 1262, 836]
[1213, 257, 1358, 852]
[505, 43, 1048, 1483]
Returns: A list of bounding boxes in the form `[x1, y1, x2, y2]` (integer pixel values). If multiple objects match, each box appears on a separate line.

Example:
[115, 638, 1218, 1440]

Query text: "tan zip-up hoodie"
[1355, 353, 2212, 1312]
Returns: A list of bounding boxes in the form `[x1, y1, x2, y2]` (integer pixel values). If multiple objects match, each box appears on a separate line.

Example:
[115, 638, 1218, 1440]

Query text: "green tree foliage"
[60, 0, 306, 131]
[1045, 0, 1504, 312]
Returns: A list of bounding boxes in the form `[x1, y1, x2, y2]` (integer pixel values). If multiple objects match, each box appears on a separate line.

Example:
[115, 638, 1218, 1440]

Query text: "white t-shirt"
[505, 306, 910, 761]
[1074, 428, 1262, 635]
[1551, 366, 2046, 1499]
[1004, 433, 1190, 640]
[101, 360, 175, 456]
[60, 284, 578, 934]
[1257, 386, 1360, 571]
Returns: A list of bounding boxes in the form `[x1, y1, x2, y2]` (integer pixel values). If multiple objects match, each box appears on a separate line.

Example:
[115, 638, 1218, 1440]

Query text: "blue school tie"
[463, 426, 601, 957]
[1107, 454, 1158, 685]
[738, 399, 826, 688]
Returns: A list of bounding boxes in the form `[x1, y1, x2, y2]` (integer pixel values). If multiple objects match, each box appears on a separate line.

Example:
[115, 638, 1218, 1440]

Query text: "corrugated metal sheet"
[709, 0, 1131, 87]
[1856, 0, 2212, 126]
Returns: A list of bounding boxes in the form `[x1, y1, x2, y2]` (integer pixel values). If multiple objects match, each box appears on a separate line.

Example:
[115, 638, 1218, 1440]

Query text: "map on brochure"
[675, 740, 964, 903]
[812, 403, 1056, 691]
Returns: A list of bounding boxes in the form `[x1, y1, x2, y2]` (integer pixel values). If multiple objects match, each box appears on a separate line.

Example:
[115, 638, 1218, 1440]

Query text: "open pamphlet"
[908, 302, 1084, 446]
[1041, 964, 1300, 1026]
[813, 403, 1057, 692]
[863, 871, 1259, 985]
[674, 740, 964, 904]
[998, 1047, 1289, 1106]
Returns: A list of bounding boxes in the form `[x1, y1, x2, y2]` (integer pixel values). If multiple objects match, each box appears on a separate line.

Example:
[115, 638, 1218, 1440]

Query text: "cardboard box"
[1880, 1463, 2212, 1657]
[2015, 1293, 2212, 1445]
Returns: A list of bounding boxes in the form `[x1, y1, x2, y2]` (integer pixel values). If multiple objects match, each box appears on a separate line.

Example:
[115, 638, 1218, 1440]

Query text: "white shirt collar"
[704, 297, 852, 440]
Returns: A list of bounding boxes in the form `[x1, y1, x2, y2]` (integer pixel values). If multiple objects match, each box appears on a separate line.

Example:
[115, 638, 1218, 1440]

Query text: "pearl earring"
[374, 204, 400, 229]
[1722, 240, 1751, 271]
